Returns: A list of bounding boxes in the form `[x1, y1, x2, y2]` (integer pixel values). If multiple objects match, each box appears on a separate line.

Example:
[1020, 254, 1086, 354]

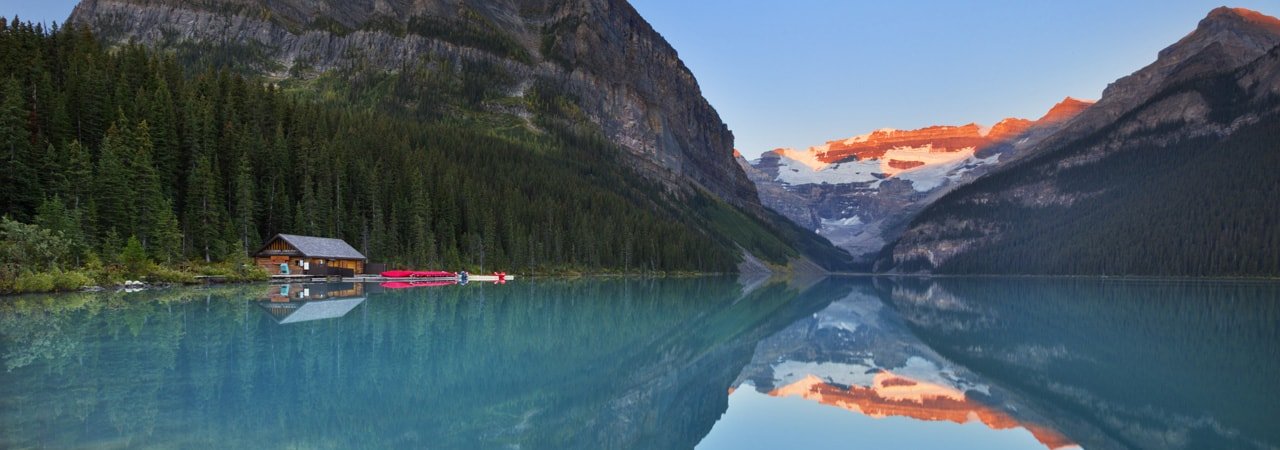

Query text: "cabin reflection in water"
[257, 283, 366, 325]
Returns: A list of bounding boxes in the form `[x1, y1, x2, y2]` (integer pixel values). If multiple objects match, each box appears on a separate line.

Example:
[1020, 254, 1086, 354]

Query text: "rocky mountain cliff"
[1020, 7, 1280, 160]
[67, 0, 855, 270]
[69, 0, 759, 209]
[880, 7, 1280, 275]
[740, 97, 1091, 266]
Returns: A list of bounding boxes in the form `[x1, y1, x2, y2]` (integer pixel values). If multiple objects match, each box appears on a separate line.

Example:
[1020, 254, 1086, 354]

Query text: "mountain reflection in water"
[0, 277, 1275, 449]
[876, 278, 1280, 450]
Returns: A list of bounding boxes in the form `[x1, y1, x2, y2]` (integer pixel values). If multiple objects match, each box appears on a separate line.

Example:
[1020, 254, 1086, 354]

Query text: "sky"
[10, 1, 1278, 155]
[629, 0, 1279, 154]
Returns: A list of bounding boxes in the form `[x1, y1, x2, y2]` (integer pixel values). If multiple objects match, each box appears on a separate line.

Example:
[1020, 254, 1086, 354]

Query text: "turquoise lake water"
[0, 277, 1276, 449]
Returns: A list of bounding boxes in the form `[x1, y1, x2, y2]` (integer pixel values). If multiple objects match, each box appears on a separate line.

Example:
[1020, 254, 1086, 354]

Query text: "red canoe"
[381, 281, 456, 289]
[381, 270, 457, 278]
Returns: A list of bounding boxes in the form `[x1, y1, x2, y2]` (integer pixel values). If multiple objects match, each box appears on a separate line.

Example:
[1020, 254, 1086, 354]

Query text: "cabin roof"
[258, 234, 367, 260]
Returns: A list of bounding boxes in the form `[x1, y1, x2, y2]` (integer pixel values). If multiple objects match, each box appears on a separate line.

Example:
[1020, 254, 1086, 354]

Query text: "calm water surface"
[0, 277, 1276, 449]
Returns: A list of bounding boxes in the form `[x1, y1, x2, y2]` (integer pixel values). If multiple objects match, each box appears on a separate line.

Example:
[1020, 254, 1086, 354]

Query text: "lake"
[0, 277, 1276, 449]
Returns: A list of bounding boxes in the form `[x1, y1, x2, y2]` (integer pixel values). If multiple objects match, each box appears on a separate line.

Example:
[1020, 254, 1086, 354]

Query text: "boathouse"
[254, 234, 367, 276]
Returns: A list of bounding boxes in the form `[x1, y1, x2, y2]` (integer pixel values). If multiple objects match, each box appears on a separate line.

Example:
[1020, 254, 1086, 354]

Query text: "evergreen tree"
[184, 151, 223, 262]
[119, 235, 148, 277]
[409, 171, 438, 267]
[93, 121, 137, 243]
[145, 77, 180, 196]
[0, 77, 38, 219]
[149, 197, 181, 264]
[231, 152, 257, 251]
[62, 140, 92, 211]
[39, 143, 68, 200]
[128, 120, 170, 253]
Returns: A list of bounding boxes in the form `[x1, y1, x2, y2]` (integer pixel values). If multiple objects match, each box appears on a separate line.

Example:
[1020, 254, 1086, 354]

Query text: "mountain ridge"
[739, 97, 1092, 266]
[879, 6, 1280, 275]
[65, 0, 856, 271]
[67, 0, 758, 211]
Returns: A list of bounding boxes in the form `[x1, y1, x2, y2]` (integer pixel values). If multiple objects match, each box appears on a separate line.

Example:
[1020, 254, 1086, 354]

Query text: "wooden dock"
[269, 274, 346, 283]
[348, 276, 456, 283]
[270, 275, 515, 284]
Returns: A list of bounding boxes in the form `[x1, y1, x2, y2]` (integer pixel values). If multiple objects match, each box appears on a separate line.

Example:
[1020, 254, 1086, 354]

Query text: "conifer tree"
[93, 121, 137, 242]
[409, 170, 438, 266]
[232, 152, 257, 251]
[145, 78, 180, 196]
[0, 77, 38, 219]
[120, 235, 148, 277]
[262, 125, 291, 233]
[149, 197, 181, 264]
[62, 140, 92, 211]
[39, 143, 68, 201]
[184, 151, 223, 262]
[128, 120, 173, 255]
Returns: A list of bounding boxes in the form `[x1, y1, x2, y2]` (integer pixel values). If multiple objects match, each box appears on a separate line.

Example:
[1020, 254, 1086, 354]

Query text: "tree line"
[0, 17, 749, 275]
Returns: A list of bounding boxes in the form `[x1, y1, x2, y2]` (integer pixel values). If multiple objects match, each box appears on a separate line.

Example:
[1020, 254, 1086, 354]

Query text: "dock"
[270, 275, 515, 284]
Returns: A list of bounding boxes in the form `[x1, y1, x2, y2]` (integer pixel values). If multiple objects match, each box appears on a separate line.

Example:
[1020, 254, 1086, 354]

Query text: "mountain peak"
[1038, 97, 1094, 124]
[1202, 6, 1280, 27]
[1170, 6, 1280, 59]
[1060, 6, 1280, 149]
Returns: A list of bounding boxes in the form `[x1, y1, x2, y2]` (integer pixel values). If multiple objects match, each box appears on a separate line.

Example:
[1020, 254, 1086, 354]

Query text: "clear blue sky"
[630, 0, 1278, 154]
[10, 1, 1278, 154]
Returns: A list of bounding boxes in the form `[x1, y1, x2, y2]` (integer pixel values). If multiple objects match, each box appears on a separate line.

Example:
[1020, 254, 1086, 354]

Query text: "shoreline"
[7, 271, 1280, 299]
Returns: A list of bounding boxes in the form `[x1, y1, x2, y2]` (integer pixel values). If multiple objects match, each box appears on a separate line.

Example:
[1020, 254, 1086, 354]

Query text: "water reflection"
[875, 278, 1280, 450]
[707, 281, 1076, 449]
[0, 278, 849, 448]
[0, 277, 1276, 449]
[258, 283, 367, 324]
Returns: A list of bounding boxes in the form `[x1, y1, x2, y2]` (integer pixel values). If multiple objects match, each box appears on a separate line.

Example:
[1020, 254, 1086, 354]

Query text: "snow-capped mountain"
[740, 98, 1092, 265]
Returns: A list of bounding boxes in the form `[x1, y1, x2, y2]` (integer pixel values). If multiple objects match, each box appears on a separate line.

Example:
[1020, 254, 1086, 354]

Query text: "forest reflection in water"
[0, 276, 1275, 449]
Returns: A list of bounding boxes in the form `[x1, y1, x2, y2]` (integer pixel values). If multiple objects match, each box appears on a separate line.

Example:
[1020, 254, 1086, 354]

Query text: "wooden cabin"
[254, 234, 367, 276]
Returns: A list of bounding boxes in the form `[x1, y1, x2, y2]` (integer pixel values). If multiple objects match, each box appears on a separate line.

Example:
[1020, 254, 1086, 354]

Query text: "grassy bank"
[1, 217, 267, 296]
[3, 262, 270, 296]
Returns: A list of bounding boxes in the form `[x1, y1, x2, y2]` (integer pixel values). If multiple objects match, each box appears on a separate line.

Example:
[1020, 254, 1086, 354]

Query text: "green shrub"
[194, 264, 232, 277]
[0, 268, 14, 293]
[12, 271, 55, 294]
[233, 264, 271, 282]
[90, 265, 126, 287]
[0, 217, 73, 271]
[194, 262, 270, 282]
[51, 270, 93, 291]
[146, 265, 197, 284]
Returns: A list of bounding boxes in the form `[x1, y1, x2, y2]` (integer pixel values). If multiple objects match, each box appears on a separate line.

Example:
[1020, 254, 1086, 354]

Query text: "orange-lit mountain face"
[739, 97, 1093, 265]
[1037, 97, 1093, 124]
[771, 97, 1093, 169]
[785, 121, 1018, 166]
[769, 373, 1076, 450]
